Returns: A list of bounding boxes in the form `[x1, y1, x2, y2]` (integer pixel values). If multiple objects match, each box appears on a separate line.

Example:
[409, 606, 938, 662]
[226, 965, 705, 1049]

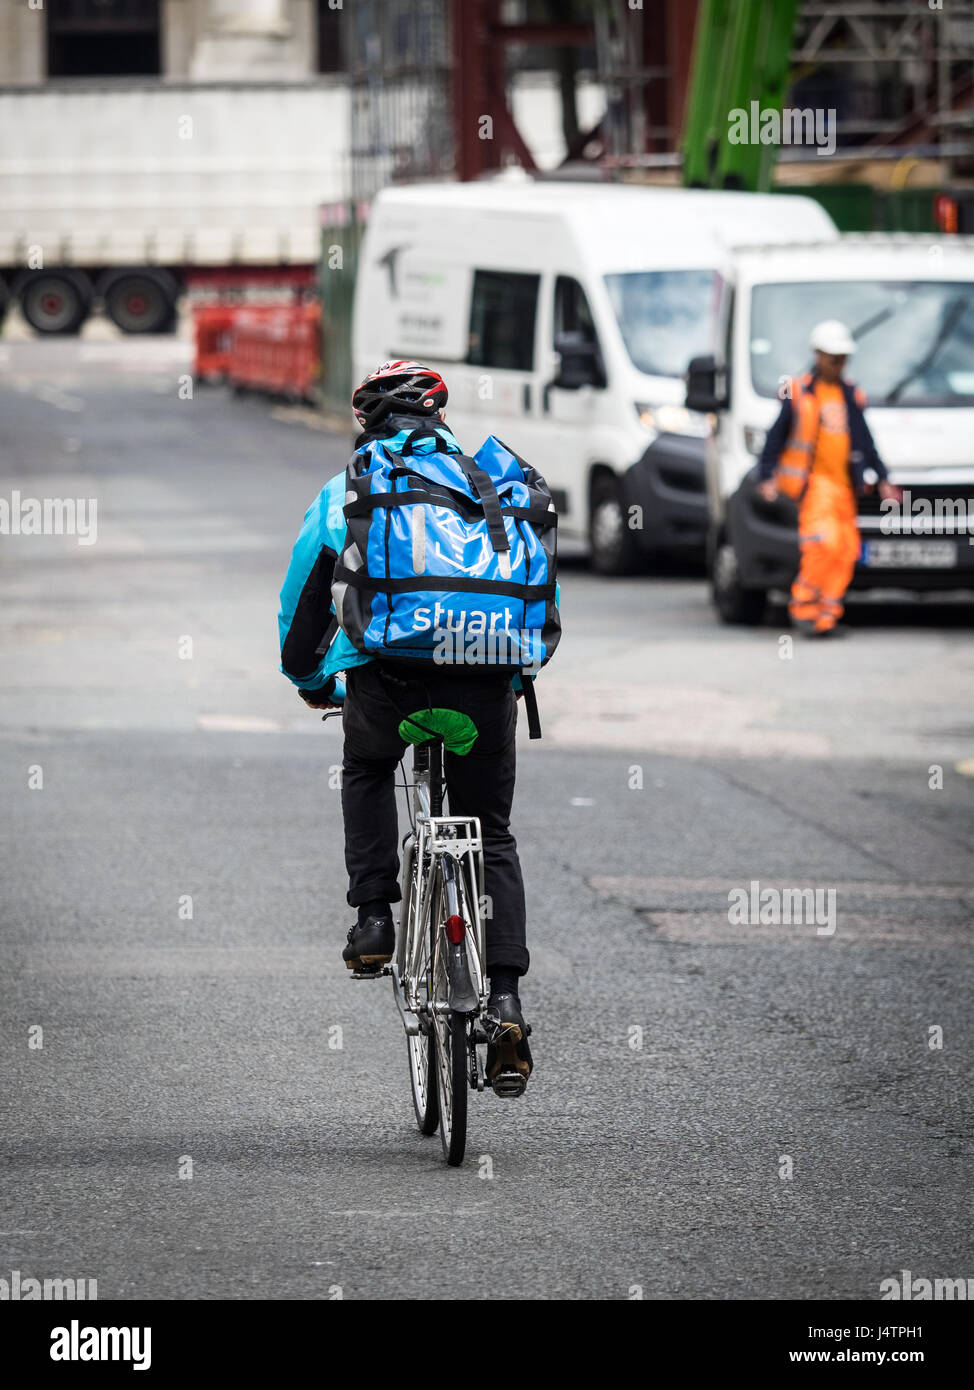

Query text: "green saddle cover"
[398, 707, 479, 756]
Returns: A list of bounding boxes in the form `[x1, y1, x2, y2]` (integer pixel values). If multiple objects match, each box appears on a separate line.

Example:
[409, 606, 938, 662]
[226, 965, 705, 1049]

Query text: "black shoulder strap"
[454, 455, 510, 554]
[399, 429, 509, 555]
[520, 673, 542, 740]
[399, 427, 447, 456]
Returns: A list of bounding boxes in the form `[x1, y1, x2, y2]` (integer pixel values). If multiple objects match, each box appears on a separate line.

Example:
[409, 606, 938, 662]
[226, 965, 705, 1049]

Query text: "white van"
[352, 179, 837, 572]
[684, 234, 974, 620]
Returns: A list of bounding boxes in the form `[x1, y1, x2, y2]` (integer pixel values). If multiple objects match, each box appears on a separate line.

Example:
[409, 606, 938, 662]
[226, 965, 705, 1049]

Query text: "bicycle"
[324, 704, 504, 1167]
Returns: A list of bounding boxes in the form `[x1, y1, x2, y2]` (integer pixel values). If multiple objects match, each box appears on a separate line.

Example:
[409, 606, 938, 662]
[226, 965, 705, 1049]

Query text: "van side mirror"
[685, 354, 728, 413]
[554, 331, 605, 389]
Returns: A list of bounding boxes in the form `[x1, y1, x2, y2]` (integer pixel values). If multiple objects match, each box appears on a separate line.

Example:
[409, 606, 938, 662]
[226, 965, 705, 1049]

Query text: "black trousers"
[341, 660, 529, 976]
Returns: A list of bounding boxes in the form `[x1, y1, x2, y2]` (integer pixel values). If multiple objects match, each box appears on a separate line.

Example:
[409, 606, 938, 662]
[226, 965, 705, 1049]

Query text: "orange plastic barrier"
[192, 305, 237, 380]
[226, 302, 321, 400]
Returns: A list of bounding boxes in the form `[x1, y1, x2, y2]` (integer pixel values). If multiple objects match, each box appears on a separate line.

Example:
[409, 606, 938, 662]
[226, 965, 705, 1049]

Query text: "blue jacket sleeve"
[757, 397, 793, 480]
[278, 488, 340, 692]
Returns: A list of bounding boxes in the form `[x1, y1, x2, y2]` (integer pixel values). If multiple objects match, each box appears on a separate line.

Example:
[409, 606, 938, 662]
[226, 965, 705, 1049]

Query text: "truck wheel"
[589, 474, 644, 576]
[712, 540, 768, 624]
[0, 278, 9, 328]
[104, 274, 175, 334]
[20, 274, 89, 335]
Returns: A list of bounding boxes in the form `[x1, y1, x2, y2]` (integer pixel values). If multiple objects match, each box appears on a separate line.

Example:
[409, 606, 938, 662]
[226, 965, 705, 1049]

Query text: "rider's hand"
[878, 480, 903, 504]
[298, 686, 340, 711]
[756, 479, 779, 503]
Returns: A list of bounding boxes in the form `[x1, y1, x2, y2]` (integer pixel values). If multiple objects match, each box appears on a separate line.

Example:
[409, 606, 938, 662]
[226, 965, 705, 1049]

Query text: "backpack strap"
[400, 428, 510, 556]
[454, 454, 510, 555]
[399, 427, 450, 456]
[520, 672, 542, 740]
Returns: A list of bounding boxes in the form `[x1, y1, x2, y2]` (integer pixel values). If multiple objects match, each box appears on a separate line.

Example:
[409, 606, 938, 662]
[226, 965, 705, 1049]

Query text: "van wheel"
[712, 541, 767, 624]
[589, 475, 643, 576]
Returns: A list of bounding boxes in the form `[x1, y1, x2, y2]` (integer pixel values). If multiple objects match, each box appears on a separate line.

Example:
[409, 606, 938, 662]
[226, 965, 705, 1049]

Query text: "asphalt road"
[1, 338, 972, 1301]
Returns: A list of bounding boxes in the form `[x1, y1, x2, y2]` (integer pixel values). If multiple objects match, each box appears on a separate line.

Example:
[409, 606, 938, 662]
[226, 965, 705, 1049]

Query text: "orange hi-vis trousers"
[790, 474, 861, 632]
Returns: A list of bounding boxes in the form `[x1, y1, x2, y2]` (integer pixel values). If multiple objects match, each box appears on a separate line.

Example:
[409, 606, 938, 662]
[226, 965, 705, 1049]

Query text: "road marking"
[326, 1206, 488, 1218]
[590, 874, 974, 901]
[33, 382, 84, 412]
[197, 714, 281, 732]
[956, 759, 974, 777]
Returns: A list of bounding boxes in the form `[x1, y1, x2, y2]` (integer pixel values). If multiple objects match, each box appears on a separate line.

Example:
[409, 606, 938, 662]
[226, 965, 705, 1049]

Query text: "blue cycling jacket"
[278, 414, 556, 698]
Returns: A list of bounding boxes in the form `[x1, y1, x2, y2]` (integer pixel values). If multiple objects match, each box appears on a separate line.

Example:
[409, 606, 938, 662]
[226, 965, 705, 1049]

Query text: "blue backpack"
[332, 427, 560, 735]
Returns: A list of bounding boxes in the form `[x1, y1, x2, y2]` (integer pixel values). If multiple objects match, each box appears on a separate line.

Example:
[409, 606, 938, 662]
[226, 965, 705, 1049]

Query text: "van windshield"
[750, 280, 974, 406]
[604, 269, 719, 378]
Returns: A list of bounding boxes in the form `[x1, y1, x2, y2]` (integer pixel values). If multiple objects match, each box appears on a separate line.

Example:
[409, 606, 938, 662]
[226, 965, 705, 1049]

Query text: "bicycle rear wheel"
[435, 1008, 468, 1167]
[431, 868, 469, 1166]
[400, 846, 438, 1135]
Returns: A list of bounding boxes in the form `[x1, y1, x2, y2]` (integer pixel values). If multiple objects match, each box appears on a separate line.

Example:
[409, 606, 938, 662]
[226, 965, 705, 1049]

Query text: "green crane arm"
[682, 0, 800, 192]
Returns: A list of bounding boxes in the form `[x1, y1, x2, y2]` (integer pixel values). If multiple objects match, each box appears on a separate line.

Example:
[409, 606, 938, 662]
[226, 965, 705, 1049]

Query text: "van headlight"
[743, 425, 766, 456]
[636, 403, 711, 437]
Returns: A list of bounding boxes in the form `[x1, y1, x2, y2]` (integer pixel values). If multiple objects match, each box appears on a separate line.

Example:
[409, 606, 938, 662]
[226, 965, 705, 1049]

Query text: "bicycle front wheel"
[407, 1029, 438, 1136]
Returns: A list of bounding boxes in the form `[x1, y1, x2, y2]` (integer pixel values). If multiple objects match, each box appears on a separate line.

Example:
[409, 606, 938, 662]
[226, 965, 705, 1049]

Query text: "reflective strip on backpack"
[332, 539, 365, 631]
[410, 508, 426, 574]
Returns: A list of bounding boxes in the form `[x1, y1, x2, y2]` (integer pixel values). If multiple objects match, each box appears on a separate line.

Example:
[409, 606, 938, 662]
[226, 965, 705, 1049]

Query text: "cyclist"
[278, 361, 534, 1093]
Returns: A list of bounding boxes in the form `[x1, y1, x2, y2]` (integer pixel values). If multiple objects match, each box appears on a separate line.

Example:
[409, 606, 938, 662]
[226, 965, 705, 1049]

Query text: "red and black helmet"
[351, 360, 449, 429]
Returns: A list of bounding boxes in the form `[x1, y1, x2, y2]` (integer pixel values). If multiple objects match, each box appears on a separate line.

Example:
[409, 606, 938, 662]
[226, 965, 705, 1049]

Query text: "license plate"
[862, 540, 958, 568]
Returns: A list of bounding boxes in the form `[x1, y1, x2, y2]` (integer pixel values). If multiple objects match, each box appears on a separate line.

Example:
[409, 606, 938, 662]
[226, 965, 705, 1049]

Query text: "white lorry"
[0, 83, 347, 335]
[684, 234, 974, 619]
[352, 179, 837, 571]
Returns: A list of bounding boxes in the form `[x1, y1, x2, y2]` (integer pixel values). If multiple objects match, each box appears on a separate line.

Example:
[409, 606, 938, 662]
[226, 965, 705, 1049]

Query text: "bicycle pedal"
[490, 1069, 527, 1099]
[348, 965, 391, 981]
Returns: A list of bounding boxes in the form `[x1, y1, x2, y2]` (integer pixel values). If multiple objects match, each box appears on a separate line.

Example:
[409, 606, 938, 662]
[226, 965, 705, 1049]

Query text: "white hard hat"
[810, 319, 856, 355]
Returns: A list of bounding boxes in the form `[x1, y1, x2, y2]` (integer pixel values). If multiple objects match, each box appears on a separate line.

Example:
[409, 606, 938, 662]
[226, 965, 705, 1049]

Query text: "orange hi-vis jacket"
[761, 371, 886, 499]
[774, 375, 819, 499]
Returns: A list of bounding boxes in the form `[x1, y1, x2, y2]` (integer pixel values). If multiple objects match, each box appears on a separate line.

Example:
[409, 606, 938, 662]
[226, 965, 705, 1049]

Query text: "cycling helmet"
[351, 360, 449, 429]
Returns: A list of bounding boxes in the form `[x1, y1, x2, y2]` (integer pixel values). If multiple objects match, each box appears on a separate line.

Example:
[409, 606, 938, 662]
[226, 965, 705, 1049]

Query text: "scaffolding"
[592, 0, 974, 180]
[346, 0, 454, 204]
[791, 0, 974, 163]
[593, 0, 696, 163]
[318, 0, 452, 412]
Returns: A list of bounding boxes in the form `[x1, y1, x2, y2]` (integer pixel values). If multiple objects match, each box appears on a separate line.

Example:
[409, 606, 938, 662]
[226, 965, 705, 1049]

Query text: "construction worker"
[757, 320, 902, 637]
